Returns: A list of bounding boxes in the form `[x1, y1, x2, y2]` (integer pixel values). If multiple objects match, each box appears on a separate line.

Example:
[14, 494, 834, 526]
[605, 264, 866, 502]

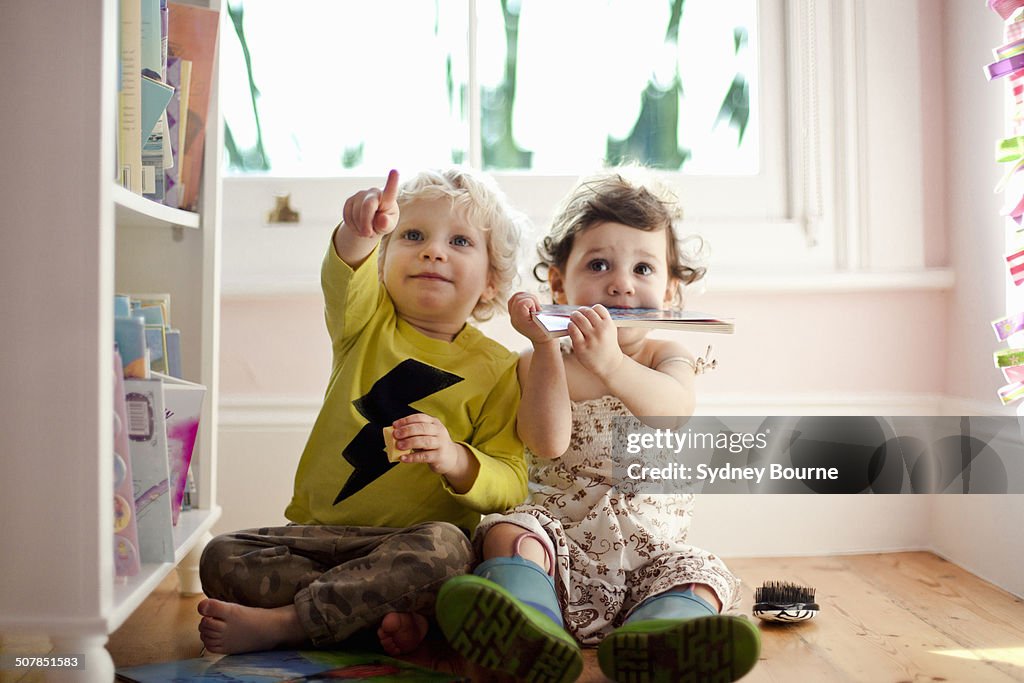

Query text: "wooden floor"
[3, 552, 1023, 682]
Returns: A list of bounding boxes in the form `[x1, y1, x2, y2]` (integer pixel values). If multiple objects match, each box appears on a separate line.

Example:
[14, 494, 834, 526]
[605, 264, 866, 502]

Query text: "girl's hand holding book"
[565, 305, 624, 382]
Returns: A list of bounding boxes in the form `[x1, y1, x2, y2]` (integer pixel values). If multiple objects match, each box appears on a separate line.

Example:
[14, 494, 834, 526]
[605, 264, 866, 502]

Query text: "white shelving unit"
[0, 2, 222, 680]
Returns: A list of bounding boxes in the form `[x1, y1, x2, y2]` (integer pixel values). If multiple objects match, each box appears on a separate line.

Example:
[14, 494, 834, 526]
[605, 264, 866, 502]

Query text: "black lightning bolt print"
[334, 359, 464, 504]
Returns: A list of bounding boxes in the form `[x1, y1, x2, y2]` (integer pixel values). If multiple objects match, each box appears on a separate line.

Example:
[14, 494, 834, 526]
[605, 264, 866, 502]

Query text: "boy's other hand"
[389, 413, 466, 476]
[343, 169, 400, 238]
[508, 291, 556, 346]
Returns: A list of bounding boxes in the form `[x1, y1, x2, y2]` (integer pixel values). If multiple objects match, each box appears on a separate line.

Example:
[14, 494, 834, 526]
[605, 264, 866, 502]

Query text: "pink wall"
[219, 288, 949, 398]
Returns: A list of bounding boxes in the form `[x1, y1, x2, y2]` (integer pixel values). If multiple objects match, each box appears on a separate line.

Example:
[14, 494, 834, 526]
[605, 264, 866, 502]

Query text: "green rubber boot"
[435, 558, 583, 683]
[597, 614, 761, 683]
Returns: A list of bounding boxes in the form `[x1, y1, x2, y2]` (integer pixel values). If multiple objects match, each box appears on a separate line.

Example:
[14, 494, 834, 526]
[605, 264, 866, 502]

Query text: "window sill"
[220, 268, 955, 299]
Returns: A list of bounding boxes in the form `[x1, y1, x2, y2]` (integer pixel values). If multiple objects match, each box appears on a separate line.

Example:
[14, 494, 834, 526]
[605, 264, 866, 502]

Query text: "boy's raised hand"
[343, 169, 400, 238]
[508, 291, 556, 346]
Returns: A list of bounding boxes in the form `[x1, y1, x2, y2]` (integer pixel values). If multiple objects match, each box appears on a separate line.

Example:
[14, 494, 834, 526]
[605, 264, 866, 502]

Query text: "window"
[219, 1, 899, 294]
[223, 0, 759, 177]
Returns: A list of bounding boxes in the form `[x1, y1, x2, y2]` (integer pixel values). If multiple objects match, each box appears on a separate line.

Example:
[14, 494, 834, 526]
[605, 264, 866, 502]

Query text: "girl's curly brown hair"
[534, 169, 706, 306]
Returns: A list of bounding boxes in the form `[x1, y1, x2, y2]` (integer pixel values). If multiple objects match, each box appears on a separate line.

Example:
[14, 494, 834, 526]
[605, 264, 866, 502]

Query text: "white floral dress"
[475, 394, 741, 645]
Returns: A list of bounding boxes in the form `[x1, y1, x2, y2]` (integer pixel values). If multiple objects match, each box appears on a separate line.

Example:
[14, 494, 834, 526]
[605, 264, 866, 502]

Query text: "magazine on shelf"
[533, 304, 735, 337]
[112, 350, 142, 578]
[123, 377, 174, 563]
[153, 372, 205, 525]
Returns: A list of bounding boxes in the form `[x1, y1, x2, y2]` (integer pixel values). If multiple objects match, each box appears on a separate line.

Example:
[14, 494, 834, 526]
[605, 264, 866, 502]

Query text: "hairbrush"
[753, 581, 819, 622]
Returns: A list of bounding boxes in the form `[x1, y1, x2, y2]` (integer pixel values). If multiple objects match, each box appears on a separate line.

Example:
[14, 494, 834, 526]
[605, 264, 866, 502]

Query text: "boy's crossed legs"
[197, 521, 472, 655]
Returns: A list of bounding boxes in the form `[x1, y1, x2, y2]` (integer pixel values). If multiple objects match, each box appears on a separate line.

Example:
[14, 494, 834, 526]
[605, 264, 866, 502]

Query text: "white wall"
[210, 0, 1024, 599]
[935, 0, 1024, 598]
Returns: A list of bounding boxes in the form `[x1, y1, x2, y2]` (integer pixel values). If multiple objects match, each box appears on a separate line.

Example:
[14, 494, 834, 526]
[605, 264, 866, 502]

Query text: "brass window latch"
[267, 193, 300, 223]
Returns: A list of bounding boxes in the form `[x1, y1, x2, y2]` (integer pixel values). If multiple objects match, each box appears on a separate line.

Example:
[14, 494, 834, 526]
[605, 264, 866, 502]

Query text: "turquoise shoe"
[597, 614, 761, 683]
[436, 574, 583, 683]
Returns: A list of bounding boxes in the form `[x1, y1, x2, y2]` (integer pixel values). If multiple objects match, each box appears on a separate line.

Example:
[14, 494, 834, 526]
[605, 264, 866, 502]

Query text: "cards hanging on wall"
[1005, 246, 1024, 285]
[993, 310, 1024, 341]
[998, 380, 1024, 404]
[994, 347, 1024, 367]
[1000, 171, 1024, 225]
[1004, 365, 1024, 383]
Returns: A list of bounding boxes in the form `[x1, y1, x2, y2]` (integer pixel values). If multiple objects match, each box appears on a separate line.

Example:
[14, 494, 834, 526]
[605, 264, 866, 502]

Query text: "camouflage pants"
[199, 521, 472, 646]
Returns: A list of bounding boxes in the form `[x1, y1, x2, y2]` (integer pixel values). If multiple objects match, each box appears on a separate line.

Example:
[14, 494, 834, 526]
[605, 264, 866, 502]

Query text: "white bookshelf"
[109, 509, 221, 632]
[0, 2, 223, 681]
[113, 184, 201, 230]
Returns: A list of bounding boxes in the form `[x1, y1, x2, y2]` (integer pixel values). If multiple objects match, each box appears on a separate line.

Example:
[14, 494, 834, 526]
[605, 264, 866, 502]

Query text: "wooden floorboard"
[5, 551, 1022, 682]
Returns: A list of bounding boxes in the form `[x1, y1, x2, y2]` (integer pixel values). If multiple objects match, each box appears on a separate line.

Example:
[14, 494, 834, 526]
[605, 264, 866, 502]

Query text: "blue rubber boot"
[436, 556, 582, 683]
[598, 589, 761, 683]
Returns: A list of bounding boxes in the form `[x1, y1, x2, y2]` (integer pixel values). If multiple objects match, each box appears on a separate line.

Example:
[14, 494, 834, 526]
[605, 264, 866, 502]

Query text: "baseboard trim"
[219, 395, 320, 431]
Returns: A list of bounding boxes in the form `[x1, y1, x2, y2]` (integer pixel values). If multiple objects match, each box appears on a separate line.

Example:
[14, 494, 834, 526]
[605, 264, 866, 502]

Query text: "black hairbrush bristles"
[755, 581, 816, 604]
[753, 581, 820, 622]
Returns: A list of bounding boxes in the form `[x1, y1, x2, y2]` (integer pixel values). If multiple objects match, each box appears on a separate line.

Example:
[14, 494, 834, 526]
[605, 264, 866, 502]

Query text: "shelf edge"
[113, 183, 200, 229]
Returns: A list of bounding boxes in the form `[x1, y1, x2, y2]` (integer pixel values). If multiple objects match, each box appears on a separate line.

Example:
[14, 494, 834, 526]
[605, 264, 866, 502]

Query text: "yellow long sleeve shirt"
[285, 241, 527, 531]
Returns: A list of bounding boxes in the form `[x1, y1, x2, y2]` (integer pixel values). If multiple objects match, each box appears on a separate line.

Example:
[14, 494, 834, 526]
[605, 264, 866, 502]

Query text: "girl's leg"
[597, 556, 761, 683]
[436, 521, 582, 683]
[622, 582, 720, 623]
[483, 521, 553, 571]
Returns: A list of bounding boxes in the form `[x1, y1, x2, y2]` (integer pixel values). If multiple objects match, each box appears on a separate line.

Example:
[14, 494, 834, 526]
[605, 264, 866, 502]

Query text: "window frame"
[219, 0, 934, 296]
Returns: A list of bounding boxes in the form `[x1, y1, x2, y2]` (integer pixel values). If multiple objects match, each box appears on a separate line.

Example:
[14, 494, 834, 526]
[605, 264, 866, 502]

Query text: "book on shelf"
[144, 324, 168, 374]
[167, 2, 220, 212]
[119, 0, 216, 203]
[132, 299, 169, 375]
[140, 75, 174, 144]
[112, 350, 142, 578]
[165, 328, 182, 378]
[114, 294, 133, 319]
[181, 465, 196, 511]
[115, 649, 467, 682]
[159, 0, 175, 173]
[532, 304, 736, 337]
[118, 293, 177, 376]
[154, 372, 205, 525]
[118, 0, 143, 193]
[124, 377, 175, 563]
[140, 76, 174, 200]
[115, 315, 150, 379]
[141, 0, 172, 199]
[131, 292, 172, 325]
[163, 56, 191, 208]
[139, 0, 163, 82]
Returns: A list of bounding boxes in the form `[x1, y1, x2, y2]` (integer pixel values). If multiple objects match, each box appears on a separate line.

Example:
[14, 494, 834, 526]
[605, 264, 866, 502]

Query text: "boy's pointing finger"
[380, 169, 400, 209]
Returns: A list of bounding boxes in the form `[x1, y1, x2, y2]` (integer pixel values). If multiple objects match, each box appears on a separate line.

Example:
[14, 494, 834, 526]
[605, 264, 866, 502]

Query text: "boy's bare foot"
[377, 612, 429, 656]
[197, 598, 307, 654]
